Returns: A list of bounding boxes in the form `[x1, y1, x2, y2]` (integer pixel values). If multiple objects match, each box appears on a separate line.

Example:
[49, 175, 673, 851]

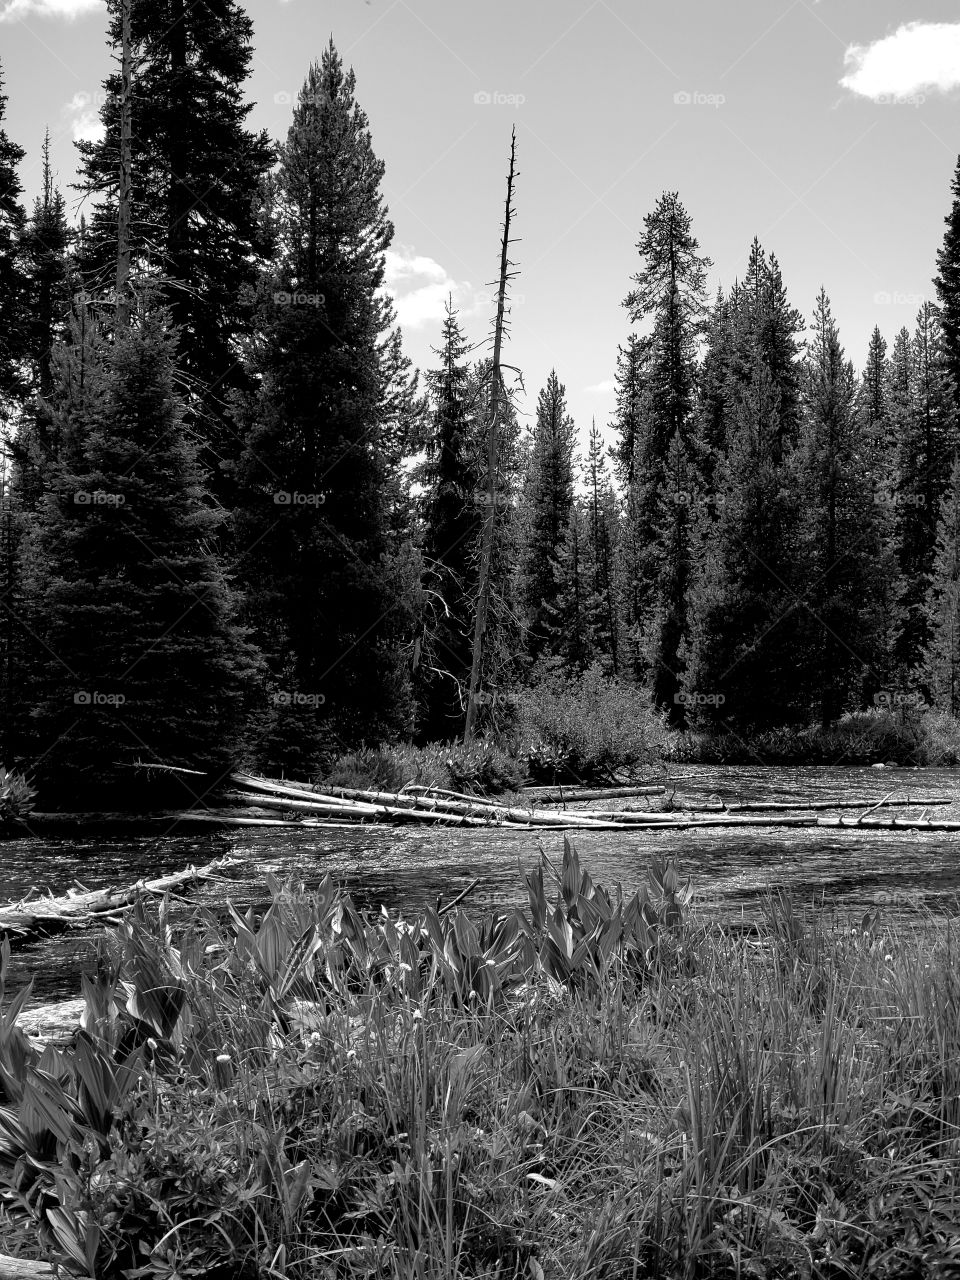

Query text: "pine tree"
[895, 304, 957, 674]
[696, 287, 734, 490]
[582, 418, 620, 673]
[234, 47, 413, 772]
[609, 332, 651, 493]
[474, 356, 526, 713]
[21, 133, 74, 397]
[9, 136, 76, 512]
[16, 305, 258, 803]
[0, 61, 26, 418]
[549, 501, 589, 674]
[76, 0, 274, 494]
[683, 244, 806, 731]
[519, 369, 577, 667]
[922, 453, 960, 714]
[933, 153, 960, 408]
[621, 191, 711, 717]
[856, 326, 902, 700]
[795, 289, 879, 725]
[417, 300, 482, 739]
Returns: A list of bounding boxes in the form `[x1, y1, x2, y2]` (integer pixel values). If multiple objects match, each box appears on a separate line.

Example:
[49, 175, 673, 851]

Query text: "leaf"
[45, 1204, 92, 1273]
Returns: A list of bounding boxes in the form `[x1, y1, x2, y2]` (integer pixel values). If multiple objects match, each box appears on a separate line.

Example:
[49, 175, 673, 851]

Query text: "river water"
[3, 765, 959, 1005]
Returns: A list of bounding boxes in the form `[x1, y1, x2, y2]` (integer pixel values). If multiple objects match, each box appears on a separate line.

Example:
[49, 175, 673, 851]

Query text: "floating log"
[818, 815, 960, 831]
[232, 775, 630, 829]
[0, 855, 241, 941]
[614, 815, 818, 830]
[651, 794, 956, 814]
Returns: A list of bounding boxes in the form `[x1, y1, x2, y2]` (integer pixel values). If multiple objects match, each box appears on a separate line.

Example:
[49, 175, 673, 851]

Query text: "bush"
[320, 739, 527, 796]
[513, 664, 668, 783]
[0, 767, 37, 824]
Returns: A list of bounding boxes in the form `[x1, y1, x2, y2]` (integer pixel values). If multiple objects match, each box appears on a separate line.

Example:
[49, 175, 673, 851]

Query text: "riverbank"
[0, 842, 957, 1279]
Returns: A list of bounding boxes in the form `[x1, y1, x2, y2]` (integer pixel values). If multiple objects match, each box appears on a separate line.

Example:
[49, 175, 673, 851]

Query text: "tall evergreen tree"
[550, 501, 589, 674]
[683, 243, 806, 731]
[0, 61, 26, 418]
[696, 287, 734, 489]
[609, 332, 651, 493]
[895, 303, 957, 674]
[621, 191, 711, 717]
[933, 154, 960, 410]
[922, 453, 960, 714]
[21, 133, 74, 398]
[10, 135, 76, 512]
[76, 0, 274, 494]
[796, 289, 881, 724]
[15, 305, 257, 803]
[582, 418, 620, 673]
[519, 369, 577, 666]
[856, 326, 902, 700]
[417, 300, 482, 739]
[234, 47, 413, 773]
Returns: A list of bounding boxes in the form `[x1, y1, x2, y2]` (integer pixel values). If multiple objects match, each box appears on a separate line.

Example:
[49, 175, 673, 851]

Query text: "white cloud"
[0, 0, 102, 20]
[841, 22, 960, 100]
[62, 91, 105, 143]
[584, 378, 615, 395]
[383, 244, 474, 331]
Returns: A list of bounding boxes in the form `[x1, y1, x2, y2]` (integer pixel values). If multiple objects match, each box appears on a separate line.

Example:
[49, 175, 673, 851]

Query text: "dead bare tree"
[463, 128, 520, 745]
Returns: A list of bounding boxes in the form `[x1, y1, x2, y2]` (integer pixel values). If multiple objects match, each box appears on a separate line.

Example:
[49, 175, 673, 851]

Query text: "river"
[3, 765, 959, 1005]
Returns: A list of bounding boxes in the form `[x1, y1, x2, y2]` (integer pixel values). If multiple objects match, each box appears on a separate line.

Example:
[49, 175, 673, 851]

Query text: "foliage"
[0, 767, 36, 823]
[518, 370, 577, 667]
[2, 847, 960, 1278]
[667, 705, 960, 765]
[320, 739, 527, 796]
[13, 308, 259, 805]
[233, 45, 415, 773]
[513, 663, 667, 783]
[75, 0, 274, 501]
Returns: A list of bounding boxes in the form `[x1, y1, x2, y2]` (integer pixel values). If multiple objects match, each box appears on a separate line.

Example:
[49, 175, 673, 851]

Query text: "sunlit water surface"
[3, 766, 959, 1005]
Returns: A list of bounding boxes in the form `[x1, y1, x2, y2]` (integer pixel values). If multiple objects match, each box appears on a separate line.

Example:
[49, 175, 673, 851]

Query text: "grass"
[1, 846, 958, 1278]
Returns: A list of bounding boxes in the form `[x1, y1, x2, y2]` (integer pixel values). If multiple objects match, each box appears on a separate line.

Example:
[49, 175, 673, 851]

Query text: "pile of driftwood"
[227, 773, 957, 832]
[0, 855, 240, 943]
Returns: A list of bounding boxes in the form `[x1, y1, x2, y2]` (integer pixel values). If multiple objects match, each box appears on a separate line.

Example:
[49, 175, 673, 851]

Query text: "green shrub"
[320, 739, 526, 796]
[0, 767, 36, 824]
[513, 664, 667, 783]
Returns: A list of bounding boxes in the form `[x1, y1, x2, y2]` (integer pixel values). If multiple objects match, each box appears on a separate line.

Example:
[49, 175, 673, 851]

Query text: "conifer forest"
[2, 2, 960, 804]
[4, 8, 960, 1279]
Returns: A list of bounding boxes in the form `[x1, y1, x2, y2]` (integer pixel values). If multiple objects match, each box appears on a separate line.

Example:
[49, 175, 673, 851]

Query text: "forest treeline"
[2, 0, 960, 800]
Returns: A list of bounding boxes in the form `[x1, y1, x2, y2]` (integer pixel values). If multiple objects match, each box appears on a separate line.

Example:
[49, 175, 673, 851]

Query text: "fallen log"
[0, 855, 241, 941]
[0, 1255, 55, 1278]
[818, 815, 960, 831]
[232, 776, 630, 829]
[655, 794, 955, 814]
[610, 815, 818, 830]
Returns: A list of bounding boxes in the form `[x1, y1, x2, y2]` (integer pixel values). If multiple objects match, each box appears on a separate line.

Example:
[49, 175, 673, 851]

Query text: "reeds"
[1, 845, 958, 1278]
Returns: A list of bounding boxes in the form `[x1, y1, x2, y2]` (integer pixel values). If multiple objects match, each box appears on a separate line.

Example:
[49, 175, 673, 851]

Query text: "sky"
[2, 0, 960, 453]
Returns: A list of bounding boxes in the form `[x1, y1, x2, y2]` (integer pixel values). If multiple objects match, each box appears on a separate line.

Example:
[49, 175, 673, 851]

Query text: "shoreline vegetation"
[0, 841, 958, 1279]
[6, 681, 960, 829]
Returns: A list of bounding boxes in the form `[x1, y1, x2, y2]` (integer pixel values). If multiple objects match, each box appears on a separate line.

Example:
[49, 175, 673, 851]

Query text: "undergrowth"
[0, 845, 958, 1278]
